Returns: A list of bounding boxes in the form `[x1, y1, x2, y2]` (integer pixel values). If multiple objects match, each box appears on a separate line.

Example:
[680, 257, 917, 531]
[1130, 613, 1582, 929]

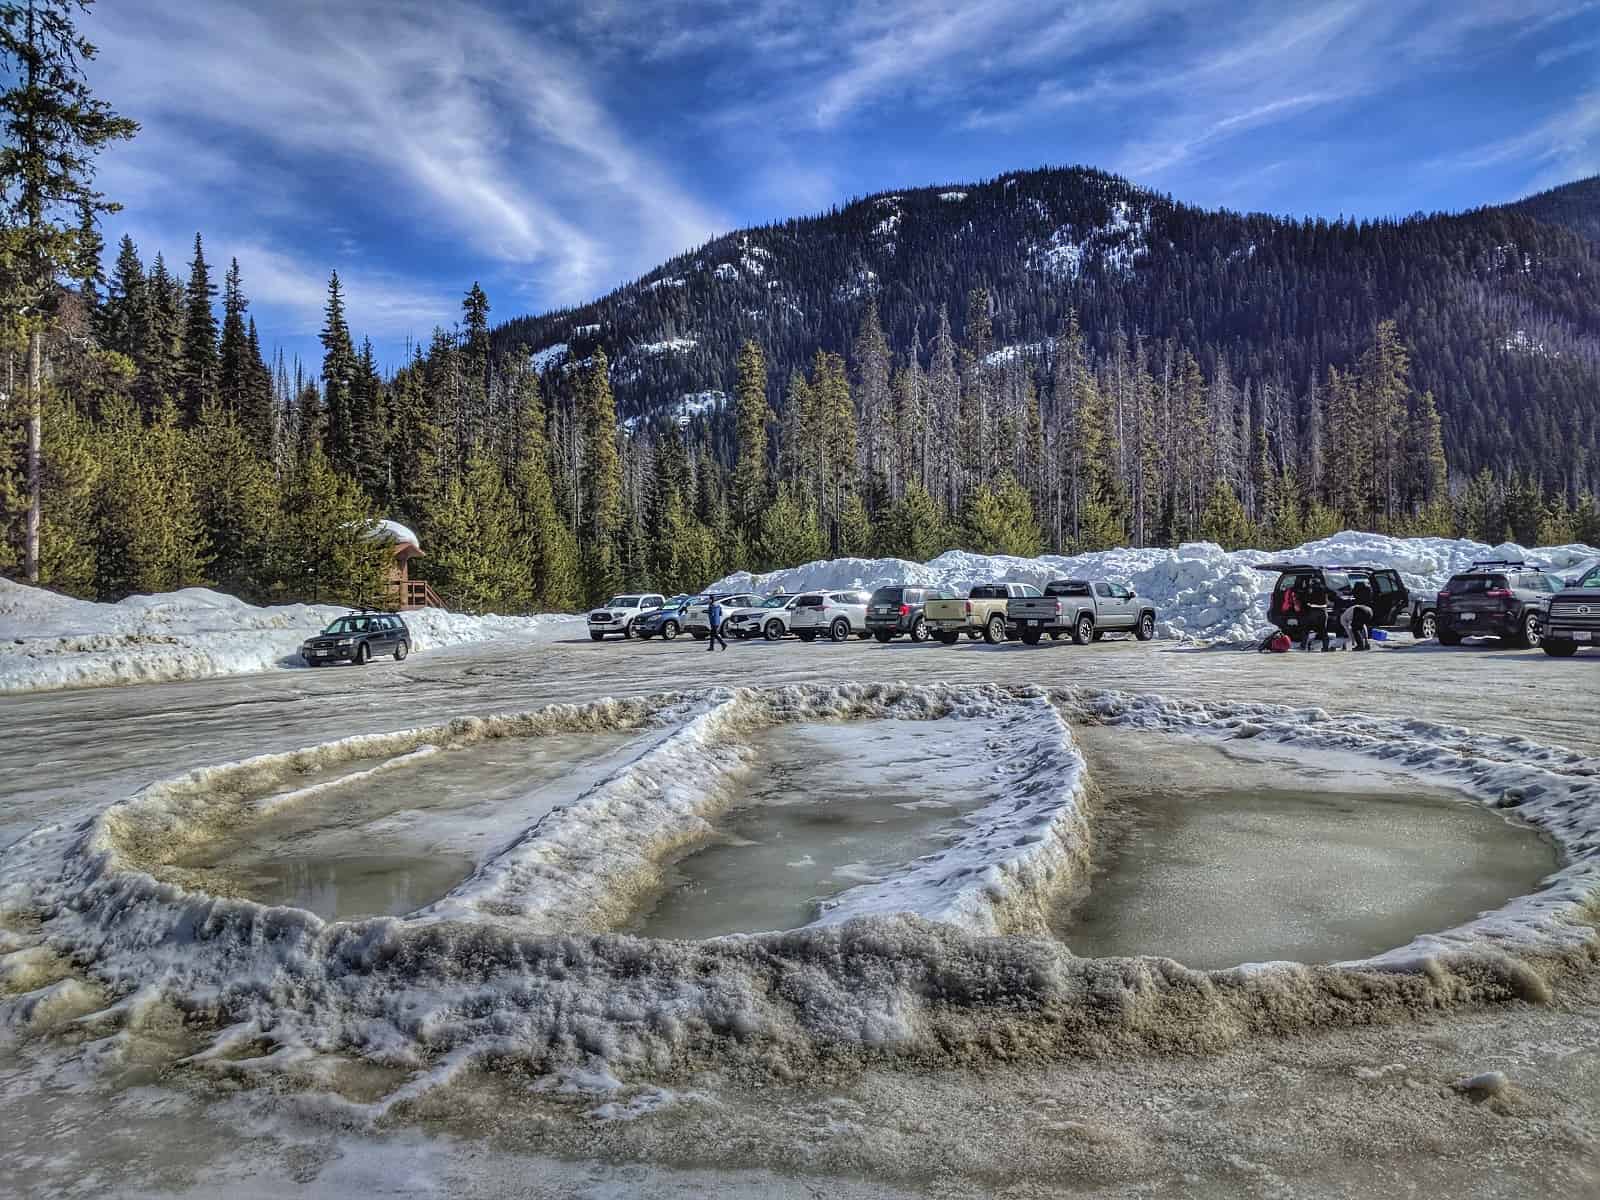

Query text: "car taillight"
[899, 604, 910, 616]
[1486, 588, 1512, 599]
[1053, 599, 1062, 615]
[1437, 590, 1449, 600]
[964, 600, 971, 615]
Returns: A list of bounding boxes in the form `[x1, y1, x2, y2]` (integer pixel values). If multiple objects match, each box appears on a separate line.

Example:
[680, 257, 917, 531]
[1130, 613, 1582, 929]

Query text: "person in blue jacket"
[707, 596, 729, 651]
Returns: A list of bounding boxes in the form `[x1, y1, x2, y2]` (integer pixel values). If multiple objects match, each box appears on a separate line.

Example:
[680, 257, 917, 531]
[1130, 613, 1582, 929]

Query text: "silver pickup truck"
[1005, 579, 1157, 645]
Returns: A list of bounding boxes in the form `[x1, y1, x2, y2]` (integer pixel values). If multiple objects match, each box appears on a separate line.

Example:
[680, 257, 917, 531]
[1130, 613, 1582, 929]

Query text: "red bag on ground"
[1269, 633, 1292, 653]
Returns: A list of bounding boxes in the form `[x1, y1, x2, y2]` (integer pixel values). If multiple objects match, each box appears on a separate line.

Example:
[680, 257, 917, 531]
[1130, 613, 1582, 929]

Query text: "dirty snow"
[0, 578, 580, 693]
[707, 531, 1600, 645]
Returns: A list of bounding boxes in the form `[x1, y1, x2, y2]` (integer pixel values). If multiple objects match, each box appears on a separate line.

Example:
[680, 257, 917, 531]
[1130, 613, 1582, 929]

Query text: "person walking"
[1301, 580, 1332, 652]
[1342, 581, 1375, 651]
[707, 596, 729, 652]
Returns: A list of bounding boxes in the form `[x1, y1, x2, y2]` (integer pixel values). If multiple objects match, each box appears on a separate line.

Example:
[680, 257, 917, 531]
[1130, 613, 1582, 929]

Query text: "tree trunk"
[25, 329, 42, 583]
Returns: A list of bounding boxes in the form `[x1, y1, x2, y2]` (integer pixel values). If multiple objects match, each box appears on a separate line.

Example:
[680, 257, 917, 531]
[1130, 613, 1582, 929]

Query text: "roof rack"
[1466, 559, 1538, 571]
[1252, 562, 1388, 574]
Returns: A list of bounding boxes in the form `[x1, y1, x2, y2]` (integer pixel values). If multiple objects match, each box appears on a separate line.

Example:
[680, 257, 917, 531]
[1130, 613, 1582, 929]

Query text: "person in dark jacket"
[1342, 581, 1374, 650]
[707, 597, 729, 652]
[1301, 580, 1332, 651]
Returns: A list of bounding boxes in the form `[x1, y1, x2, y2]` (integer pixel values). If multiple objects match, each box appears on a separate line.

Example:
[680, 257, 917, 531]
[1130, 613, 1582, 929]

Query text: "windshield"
[1446, 575, 1506, 594]
[762, 595, 793, 608]
[869, 587, 904, 604]
[321, 616, 375, 635]
[1575, 568, 1600, 589]
[606, 595, 642, 607]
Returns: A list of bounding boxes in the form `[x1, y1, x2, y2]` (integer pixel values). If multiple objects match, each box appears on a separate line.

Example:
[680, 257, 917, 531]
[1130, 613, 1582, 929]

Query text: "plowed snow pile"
[0, 578, 580, 693]
[2, 682, 1596, 1119]
[710, 531, 1600, 643]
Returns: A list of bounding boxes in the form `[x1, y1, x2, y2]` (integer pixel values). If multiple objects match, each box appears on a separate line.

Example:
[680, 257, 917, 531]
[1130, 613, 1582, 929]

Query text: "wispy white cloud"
[1428, 91, 1600, 192]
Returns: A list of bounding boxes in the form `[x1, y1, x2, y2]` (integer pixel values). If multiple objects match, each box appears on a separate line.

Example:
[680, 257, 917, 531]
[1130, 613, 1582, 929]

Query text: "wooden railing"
[397, 578, 444, 610]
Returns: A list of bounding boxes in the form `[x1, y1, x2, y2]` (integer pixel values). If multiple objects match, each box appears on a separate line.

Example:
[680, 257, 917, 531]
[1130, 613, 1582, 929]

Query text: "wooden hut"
[371, 520, 440, 610]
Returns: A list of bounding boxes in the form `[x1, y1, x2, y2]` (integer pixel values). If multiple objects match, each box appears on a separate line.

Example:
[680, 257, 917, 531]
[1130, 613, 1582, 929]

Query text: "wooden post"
[25, 328, 41, 583]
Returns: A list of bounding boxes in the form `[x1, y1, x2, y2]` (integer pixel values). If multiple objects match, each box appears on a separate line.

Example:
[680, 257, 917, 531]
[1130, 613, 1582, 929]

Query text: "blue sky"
[82, 0, 1600, 371]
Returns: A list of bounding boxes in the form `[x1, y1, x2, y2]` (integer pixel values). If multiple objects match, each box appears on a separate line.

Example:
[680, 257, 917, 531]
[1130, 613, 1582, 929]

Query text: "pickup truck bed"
[1007, 580, 1156, 645]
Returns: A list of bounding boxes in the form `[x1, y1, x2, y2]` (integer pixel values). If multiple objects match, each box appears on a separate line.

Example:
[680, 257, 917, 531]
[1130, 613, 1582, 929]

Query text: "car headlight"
[337, 639, 353, 647]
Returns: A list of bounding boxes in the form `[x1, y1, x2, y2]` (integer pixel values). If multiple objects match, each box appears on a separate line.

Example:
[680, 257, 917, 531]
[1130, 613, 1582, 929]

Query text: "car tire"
[1438, 629, 1461, 646]
[394, 640, 408, 661]
[590, 631, 605, 642]
[1414, 611, 1437, 641]
[1019, 630, 1042, 645]
[910, 616, 929, 642]
[1135, 612, 1155, 641]
[1092, 630, 1105, 642]
[983, 615, 1006, 644]
[874, 630, 892, 643]
[354, 642, 370, 666]
[1542, 638, 1578, 657]
[829, 619, 850, 642]
[624, 621, 637, 639]
[1072, 616, 1094, 645]
[797, 631, 816, 643]
[936, 631, 959, 645]
[764, 620, 784, 641]
[662, 621, 679, 641]
[1517, 610, 1543, 649]
[306, 659, 321, 667]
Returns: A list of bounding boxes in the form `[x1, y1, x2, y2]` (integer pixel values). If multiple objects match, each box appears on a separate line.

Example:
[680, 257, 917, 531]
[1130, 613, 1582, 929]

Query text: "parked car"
[1436, 561, 1557, 648]
[926, 583, 1042, 645]
[864, 585, 960, 642]
[1256, 564, 1411, 641]
[1006, 580, 1156, 645]
[634, 599, 692, 641]
[1408, 593, 1440, 641]
[723, 594, 802, 640]
[789, 590, 872, 642]
[682, 592, 765, 638]
[587, 593, 666, 641]
[302, 611, 411, 666]
[1542, 564, 1600, 656]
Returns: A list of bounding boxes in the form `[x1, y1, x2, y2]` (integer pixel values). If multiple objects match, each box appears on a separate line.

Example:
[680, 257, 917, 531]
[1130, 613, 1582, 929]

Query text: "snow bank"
[4, 682, 1595, 1101]
[0, 577, 581, 694]
[708, 531, 1600, 644]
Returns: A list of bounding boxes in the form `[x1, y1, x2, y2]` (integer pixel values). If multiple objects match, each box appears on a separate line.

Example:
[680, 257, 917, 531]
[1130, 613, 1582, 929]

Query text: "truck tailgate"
[1008, 598, 1062, 622]
[924, 599, 968, 623]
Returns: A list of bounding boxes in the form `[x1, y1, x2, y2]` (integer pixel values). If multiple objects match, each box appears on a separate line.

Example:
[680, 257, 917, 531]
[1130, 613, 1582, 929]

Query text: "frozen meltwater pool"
[1054, 726, 1560, 968]
[168, 730, 644, 921]
[635, 717, 1004, 938]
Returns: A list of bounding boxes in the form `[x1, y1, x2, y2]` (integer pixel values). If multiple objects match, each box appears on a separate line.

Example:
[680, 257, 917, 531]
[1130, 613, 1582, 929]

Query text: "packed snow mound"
[368, 518, 421, 549]
[2, 683, 1595, 1102]
[707, 531, 1600, 644]
[0, 577, 580, 694]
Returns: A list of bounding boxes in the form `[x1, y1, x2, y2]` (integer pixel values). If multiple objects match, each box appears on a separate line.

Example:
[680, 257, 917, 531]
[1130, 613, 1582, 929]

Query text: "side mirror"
[1127, 587, 1137, 598]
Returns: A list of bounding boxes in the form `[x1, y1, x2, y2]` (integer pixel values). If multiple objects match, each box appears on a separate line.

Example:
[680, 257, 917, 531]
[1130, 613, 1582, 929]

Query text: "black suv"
[301, 611, 412, 666]
[1543, 564, 1600, 656]
[1258, 563, 1411, 640]
[1435, 561, 1556, 648]
[864, 585, 958, 642]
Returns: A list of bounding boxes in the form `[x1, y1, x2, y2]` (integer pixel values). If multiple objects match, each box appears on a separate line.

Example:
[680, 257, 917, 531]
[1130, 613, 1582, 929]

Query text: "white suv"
[789, 590, 872, 642]
[724, 594, 802, 640]
[682, 592, 765, 638]
[587, 593, 666, 640]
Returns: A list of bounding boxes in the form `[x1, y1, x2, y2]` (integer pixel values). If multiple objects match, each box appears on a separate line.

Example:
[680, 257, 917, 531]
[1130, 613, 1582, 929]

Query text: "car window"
[869, 587, 904, 605]
[1374, 574, 1397, 593]
[1021, 584, 1041, 598]
[796, 595, 823, 607]
[1111, 584, 1130, 599]
[1094, 583, 1113, 597]
[1447, 575, 1505, 594]
[1577, 568, 1600, 589]
[1046, 581, 1090, 597]
[1322, 572, 1351, 592]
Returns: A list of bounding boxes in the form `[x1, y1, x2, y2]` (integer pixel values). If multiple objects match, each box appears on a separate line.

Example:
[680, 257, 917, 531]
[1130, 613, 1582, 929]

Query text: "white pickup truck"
[1005, 579, 1157, 645]
[586, 593, 666, 640]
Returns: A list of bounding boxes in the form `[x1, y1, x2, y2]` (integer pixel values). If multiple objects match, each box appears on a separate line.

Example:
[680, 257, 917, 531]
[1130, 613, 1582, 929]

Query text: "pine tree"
[511, 364, 579, 609]
[426, 449, 525, 613]
[851, 302, 892, 493]
[136, 252, 183, 414]
[731, 339, 769, 532]
[350, 337, 386, 501]
[1198, 478, 1252, 548]
[879, 482, 946, 561]
[579, 351, 624, 602]
[217, 257, 250, 421]
[241, 317, 274, 458]
[178, 232, 218, 424]
[92, 398, 207, 598]
[319, 271, 357, 470]
[190, 401, 276, 600]
[274, 445, 386, 606]
[101, 234, 146, 360]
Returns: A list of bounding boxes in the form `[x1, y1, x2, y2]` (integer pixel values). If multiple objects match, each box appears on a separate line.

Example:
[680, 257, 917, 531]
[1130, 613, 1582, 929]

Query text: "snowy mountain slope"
[708, 531, 1600, 644]
[0, 579, 580, 693]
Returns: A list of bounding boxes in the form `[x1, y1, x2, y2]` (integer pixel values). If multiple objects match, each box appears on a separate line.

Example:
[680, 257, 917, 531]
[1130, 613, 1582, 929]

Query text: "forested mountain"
[502, 166, 1600, 493]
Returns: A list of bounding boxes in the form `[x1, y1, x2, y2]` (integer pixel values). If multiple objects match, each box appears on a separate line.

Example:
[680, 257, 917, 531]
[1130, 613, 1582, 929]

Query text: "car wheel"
[1135, 612, 1155, 641]
[797, 631, 816, 642]
[1438, 629, 1461, 646]
[1518, 610, 1542, 649]
[764, 620, 784, 641]
[1020, 630, 1042, 645]
[1543, 638, 1578, 657]
[590, 631, 605, 641]
[910, 616, 929, 642]
[830, 618, 850, 642]
[394, 640, 408, 661]
[936, 631, 959, 645]
[983, 615, 1006, 645]
[306, 659, 321, 667]
[1416, 611, 1437, 641]
[874, 630, 892, 643]
[661, 620, 679, 641]
[624, 621, 637, 639]
[1072, 616, 1094, 645]
[354, 642, 370, 666]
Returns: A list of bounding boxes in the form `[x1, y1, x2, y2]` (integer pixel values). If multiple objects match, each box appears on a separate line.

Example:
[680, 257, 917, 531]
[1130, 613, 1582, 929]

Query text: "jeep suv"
[864, 585, 959, 642]
[301, 611, 411, 666]
[1539, 565, 1600, 656]
[1258, 564, 1410, 640]
[1435, 561, 1556, 648]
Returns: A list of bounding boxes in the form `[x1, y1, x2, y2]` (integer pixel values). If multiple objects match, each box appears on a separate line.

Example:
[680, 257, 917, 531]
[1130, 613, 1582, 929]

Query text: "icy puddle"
[1054, 726, 1560, 968]
[168, 730, 643, 921]
[636, 717, 1003, 938]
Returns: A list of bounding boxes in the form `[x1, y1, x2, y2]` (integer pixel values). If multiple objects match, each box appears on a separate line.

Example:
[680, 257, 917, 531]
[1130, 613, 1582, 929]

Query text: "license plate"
[312, 649, 326, 657]
[1030, 619, 1042, 627]
[1286, 619, 1298, 627]
[1459, 613, 1475, 621]
[1574, 632, 1591, 642]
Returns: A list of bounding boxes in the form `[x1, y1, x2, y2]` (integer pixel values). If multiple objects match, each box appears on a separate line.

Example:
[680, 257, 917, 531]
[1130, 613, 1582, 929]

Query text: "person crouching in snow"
[707, 597, 729, 651]
[1342, 581, 1374, 651]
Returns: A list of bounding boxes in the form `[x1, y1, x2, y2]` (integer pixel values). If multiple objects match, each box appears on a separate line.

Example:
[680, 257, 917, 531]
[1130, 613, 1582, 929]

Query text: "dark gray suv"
[1435, 561, 1557, 648]
[301, 611, 412, 666]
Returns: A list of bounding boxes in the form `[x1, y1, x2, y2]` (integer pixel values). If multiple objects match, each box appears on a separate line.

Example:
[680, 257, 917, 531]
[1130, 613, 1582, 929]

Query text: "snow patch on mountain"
[938, 191, 968, 202]
[1028, 200, 1150, 280]
[834, 266, 879, 301]
[622, 390, 726, 433]
[644, 276, 685, 292]
[713, 263, 739, 282]
[530, 343, 569, 372]
[984, 341, 1049, 367]
[707, 531, 1600, 646]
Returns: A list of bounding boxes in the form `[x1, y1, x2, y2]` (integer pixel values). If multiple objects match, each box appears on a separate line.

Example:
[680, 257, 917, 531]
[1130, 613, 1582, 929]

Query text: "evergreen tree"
[217, 258, 250, 423]
[879, 482, 946, 561]
[1198, 479, 1252, 548]
[92, 398, 206, 598]
[274, 445, 386, 606]
[190, 402, 276, 600]
[135, 252, 183, 414]
[319, 270, 357, 470]
[511, 364, 579, 609]
[178, 232, 218, 423]
[101, 234, 146, 360]
[579, 351, 624, 601]
[426, 449, 525, 613]
[731, 339, 769, 532]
